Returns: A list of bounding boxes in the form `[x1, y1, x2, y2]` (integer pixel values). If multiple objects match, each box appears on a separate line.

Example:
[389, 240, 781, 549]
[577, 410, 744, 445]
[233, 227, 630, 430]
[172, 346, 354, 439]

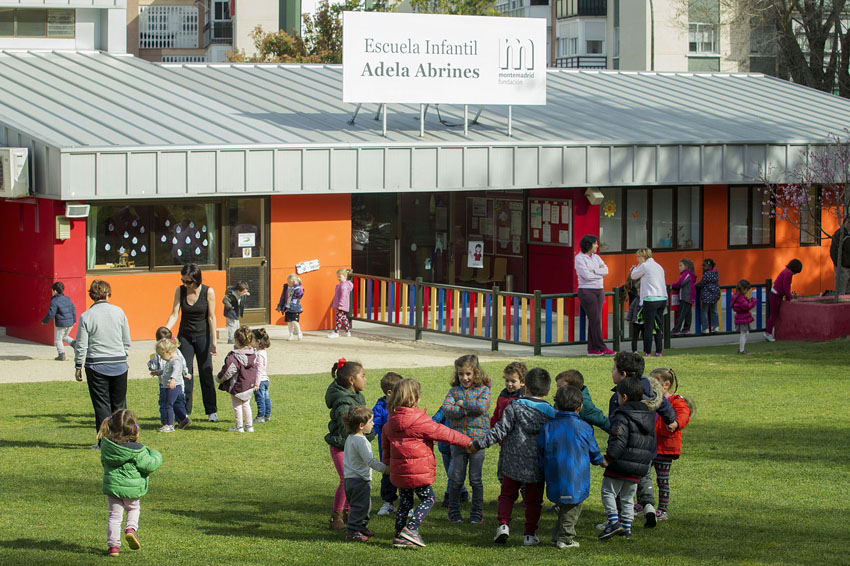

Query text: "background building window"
[139, 5, 199, 49]
[0, 9, 75, 38]
[689, 23, 718, 53]
[154, 203, 217, 267]
[800, 186, 821, 245]
[600, 187, 702, 252]
[728, 186, 775, 247]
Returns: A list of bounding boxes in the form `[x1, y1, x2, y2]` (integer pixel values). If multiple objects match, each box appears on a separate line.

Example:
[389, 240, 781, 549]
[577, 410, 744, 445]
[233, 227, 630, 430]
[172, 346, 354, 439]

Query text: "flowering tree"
[760, 133, 850, 298]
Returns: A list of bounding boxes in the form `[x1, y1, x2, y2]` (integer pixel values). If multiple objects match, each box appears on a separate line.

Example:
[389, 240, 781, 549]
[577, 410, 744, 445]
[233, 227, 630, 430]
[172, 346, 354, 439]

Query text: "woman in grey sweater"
[74, 280, 131, 439]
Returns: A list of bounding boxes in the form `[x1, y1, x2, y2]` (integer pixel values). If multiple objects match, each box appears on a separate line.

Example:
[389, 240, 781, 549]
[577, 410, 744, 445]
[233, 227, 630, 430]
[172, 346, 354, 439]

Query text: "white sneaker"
[644, 504, 657, 528]
[208, 413, 218, 422]
[255, 416, 266, 423]
[227, 425, 244, 432]
[523, 534, 539, 546]
[287, 334, 295, 341]
[764, 332, 776, 342]
[297, 333, 303, 340]
[245, 426, 254, 432]
[493, 523, 509, 544]
[344, 331, 351, 337]
[556, 540, 580, 549]
[327, 333, 340, 339]
[377, 502, 395, 516]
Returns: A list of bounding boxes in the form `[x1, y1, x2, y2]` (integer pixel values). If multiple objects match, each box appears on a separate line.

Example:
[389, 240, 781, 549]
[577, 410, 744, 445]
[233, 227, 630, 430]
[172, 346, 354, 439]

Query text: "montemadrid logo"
[498, 38, 535, 85]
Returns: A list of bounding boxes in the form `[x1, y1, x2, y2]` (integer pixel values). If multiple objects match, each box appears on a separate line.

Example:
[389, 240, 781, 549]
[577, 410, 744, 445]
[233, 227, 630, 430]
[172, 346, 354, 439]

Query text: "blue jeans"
[159, 385, 187, 426]
[700, 302, 719, 332]
[439, 446, 468, 499]
[253, 381, 271, 418]
[449, 446, 484, 514]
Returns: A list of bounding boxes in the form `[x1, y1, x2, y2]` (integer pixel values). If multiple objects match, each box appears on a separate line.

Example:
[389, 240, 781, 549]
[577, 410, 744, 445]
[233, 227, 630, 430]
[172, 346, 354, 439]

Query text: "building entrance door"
[225, 198, 268, 325]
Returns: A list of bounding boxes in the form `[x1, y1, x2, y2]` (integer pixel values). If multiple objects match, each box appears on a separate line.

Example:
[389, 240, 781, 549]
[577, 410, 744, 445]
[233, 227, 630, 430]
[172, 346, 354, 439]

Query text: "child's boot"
[287, 324, 296, 341]
[329, 510, 345, 530]
[294, 321, 303, 340]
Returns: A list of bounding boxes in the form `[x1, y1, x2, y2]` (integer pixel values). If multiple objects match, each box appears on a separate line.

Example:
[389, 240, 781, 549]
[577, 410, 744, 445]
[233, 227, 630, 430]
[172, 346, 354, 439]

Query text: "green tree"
[409, 0, 501, 15]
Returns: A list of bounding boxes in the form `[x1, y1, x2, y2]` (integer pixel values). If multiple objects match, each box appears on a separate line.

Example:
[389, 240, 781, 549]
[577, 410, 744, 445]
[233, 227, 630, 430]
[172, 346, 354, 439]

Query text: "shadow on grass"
[0, 538, 101, 556]
[15, 413, 92, 429]
[0, 439, 93, 450]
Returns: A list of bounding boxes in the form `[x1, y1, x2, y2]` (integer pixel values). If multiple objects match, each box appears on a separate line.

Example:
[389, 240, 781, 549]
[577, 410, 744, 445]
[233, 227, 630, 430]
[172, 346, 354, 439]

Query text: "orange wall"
[269, 194, 352, 331]
[601, 185, 834, 296]
[85, 271, 227, 342]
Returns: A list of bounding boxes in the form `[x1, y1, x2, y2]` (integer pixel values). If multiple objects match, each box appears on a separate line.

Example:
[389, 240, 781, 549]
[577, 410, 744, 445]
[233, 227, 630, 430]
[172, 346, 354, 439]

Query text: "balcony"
[203, 21, 232, 46]
[558, 0, 607, 18]
[555, 55, 607, 69]
[138, 5, 199, 50]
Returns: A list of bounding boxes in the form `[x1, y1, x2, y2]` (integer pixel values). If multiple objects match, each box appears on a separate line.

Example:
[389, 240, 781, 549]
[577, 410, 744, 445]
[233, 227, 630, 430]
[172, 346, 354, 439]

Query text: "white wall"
[233, 0, 278, 58]
[0, 5, 126, 52]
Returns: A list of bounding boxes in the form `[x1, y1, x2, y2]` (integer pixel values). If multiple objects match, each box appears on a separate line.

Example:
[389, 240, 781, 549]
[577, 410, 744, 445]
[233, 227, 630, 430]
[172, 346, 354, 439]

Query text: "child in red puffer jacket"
[731, 279, 758, 354]
[382, 378, 471, 549]
[649, 368, 693, 522]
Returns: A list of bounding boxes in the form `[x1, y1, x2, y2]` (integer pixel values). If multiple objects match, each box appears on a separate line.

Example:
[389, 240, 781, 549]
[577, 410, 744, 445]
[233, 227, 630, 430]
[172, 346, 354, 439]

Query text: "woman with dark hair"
[165, 263, 218, 421]
[73, 280, 131, 445]
[764, 259, 803, 342]
[575, 234, 615, 357]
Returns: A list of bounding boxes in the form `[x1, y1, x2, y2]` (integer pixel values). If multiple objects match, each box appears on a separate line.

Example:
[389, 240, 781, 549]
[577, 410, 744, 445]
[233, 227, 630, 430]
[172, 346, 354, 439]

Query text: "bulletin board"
[466, 196, 525, 257]
[528, 198, 572, 247]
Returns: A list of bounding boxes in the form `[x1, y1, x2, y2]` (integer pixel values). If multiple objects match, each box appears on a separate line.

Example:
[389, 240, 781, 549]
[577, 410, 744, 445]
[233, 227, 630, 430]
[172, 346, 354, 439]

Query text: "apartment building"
[0, 0, 125, 53]
[552, 0, 606, 68]
[495, 0, 552, 66]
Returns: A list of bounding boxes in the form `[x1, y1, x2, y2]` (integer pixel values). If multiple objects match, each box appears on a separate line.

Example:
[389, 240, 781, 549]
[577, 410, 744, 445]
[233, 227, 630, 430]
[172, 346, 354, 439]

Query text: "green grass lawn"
[1, 340, 848, 565]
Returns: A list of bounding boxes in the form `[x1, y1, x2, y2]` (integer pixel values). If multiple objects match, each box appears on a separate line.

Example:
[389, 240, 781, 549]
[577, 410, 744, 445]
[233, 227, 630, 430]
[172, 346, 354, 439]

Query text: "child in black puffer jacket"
[598, 376, 656, 541]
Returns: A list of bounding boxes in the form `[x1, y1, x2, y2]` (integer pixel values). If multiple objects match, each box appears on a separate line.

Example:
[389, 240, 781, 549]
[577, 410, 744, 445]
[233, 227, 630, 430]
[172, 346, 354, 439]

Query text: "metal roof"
[1, 49, 848, 199]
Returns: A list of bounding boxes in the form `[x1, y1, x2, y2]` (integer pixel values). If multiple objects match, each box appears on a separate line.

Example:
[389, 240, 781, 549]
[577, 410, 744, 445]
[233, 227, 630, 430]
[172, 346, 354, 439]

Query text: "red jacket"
[655, 394, 691, 456]
[731, 292, 757, 326]
[382, 406, 471, 489]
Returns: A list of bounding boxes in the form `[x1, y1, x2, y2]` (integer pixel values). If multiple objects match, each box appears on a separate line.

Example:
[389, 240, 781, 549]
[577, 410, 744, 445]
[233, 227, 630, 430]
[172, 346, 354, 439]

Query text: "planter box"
[775, 295, 850, 341]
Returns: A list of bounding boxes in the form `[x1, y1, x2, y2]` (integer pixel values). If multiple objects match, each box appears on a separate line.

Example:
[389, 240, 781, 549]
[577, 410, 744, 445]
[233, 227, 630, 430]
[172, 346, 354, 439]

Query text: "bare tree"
[759, 132, 850, 298]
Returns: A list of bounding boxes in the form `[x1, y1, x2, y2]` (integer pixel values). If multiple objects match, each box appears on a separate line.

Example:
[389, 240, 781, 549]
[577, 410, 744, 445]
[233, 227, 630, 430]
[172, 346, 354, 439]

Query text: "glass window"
[16, 9, 47, 37]
[87, 205, 151, 270]
[587, 40, 603, 54]
[652, 188, 674, 249]
[728, 186, 774, 247]
[154, 203, 216, 267]
[800, 186, 821, 245]
[689, 23, 718, 54]
[0, 9, 13, 36]
[677, 186, 701, 249]
[599, 188, 623, 253]
[626, 189, 648, 250]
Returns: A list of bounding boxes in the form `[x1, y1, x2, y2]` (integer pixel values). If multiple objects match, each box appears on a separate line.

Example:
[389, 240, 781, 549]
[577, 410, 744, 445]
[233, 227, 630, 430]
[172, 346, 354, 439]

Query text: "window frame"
[799, 185, 822, 246]
[85, 199, 222, 275]
[0, 8, 75, 39]
[727, 185, 776, 249]
[601, 187, 704, 253]
[688, 22, 719, 55]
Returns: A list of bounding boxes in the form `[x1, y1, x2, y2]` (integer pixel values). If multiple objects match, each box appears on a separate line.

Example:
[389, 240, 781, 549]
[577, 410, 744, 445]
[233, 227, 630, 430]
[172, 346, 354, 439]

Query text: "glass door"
[224, 198, 268, 325]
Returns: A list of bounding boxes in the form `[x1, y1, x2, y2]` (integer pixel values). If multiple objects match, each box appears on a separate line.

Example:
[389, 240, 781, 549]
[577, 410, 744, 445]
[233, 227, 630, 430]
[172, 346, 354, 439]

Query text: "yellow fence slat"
[430, 288, 437, 330]
[402, 283, 409, 326]
[359, 278, 366, 319]
[453, 290, 460, 333]
[556, 297, 564, 343]
[476, 293, 484, 336]
[498, 296, 505, 340]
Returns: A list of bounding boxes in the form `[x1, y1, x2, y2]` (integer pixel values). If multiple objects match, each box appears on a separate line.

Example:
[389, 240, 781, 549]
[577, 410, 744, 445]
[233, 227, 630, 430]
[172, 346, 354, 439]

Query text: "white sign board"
[296, 259, 320, 274]
[343, 12, 546, 105]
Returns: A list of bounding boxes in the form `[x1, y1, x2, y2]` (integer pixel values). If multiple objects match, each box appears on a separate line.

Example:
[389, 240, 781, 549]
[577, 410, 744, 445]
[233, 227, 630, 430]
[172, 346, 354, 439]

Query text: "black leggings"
[641, 299, 665, 354]
[178, 333, 217, 415]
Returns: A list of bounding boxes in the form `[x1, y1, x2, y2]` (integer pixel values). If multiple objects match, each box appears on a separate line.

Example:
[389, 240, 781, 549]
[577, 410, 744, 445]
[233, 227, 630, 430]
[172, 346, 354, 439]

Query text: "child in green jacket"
[555, 370, 610, 433]
[98, 409, 162, 557]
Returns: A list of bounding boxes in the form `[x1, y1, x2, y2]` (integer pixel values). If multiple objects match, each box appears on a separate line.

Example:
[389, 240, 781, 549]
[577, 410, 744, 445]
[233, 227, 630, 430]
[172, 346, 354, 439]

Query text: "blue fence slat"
[756, 287, 763, 328]
[388, 282, 395, 324]
[366, 279, 373, 320]
[725, 290, 732, 332]
[484, 294, 491, 338]
[437, 289, 444, 331]
[461, 292, 468, 334]
[545, 299, 553, 344]
[695, 302, 702, 334]
[512, 297, 520, 339]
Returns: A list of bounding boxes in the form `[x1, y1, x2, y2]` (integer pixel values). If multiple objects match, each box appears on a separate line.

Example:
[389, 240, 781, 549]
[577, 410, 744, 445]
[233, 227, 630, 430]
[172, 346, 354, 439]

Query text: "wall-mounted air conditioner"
[0, 148, 30, 199]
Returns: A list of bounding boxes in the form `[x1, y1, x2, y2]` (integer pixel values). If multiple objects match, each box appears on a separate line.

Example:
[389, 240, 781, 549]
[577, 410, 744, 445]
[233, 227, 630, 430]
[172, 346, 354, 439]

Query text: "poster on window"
[467, 240, 484, 268]
[528, 198, 572, 247]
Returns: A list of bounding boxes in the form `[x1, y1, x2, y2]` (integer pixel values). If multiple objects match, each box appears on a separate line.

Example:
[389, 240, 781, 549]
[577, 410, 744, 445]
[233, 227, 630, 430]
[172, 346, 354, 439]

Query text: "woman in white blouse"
[628, 248, 668, 356]
[575, 235, 615, 357]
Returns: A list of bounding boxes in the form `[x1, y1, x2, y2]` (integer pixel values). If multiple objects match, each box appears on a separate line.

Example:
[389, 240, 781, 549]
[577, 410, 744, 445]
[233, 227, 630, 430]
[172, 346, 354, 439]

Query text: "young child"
[328, 268, 354, 338]
[215, 326, 259, 433]
[276, 273, 304, 341]
[41, 281, 76, 361]
[731, 280, 758, 354]
[490, 361, 528, 428]
[607, 351, 675, 527]
[623, 274, 643, 353]
[441, 354, 491, 524]
[431, 407, 470, 506]
[343, 405, 387, 542]
[598, 376, 656, 541]
[765, 259, 803, 342]
[671, 258, 696, 335]
[470, 368, 554, 546]
[154, 339, 190, 432]
[252, 328, 272, 422]
[222, 281, 250, 344]
[382, 378, 472, 548]
[555, 370, 609, 433]
[648, 368, 694, 522]
[324, 358, 373, 530]
[98, 409, 162, 557]
[373, 371, 403, 516]
[695, 258, 721, 333]
[147, 327, 191, 428]
[538, 385, 606, 549]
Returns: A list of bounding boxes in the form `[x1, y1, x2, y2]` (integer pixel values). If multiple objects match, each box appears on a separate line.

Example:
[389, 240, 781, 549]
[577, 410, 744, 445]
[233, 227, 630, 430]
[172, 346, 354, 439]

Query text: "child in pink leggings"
[324, 358, 373, 529]
[98, 409, 162, 557]
[215, 326, 260, 432]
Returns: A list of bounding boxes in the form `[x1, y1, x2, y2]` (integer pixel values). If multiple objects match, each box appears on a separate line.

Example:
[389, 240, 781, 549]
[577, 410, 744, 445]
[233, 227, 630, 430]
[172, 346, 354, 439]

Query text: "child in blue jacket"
[373, 372, 403, 516]
[538, 386, 606, 549]
[42, 281, 77, 361]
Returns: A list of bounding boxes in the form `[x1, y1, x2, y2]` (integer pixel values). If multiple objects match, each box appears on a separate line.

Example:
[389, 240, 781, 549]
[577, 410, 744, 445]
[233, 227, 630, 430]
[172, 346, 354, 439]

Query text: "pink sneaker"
[107, 546, 120, 557]
[124, 528, 140, 550]
[587, 350, 604, 357]
[602, 347, 616, 356]
[654, 352, 663, 357]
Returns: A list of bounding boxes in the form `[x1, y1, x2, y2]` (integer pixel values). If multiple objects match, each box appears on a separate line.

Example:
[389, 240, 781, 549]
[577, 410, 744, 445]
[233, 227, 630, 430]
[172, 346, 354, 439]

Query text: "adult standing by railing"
[629, 248, 667, 357]
[74, 280, 131, 446]
[575, 235, 615, 357]
[165, 263, 218, 422]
